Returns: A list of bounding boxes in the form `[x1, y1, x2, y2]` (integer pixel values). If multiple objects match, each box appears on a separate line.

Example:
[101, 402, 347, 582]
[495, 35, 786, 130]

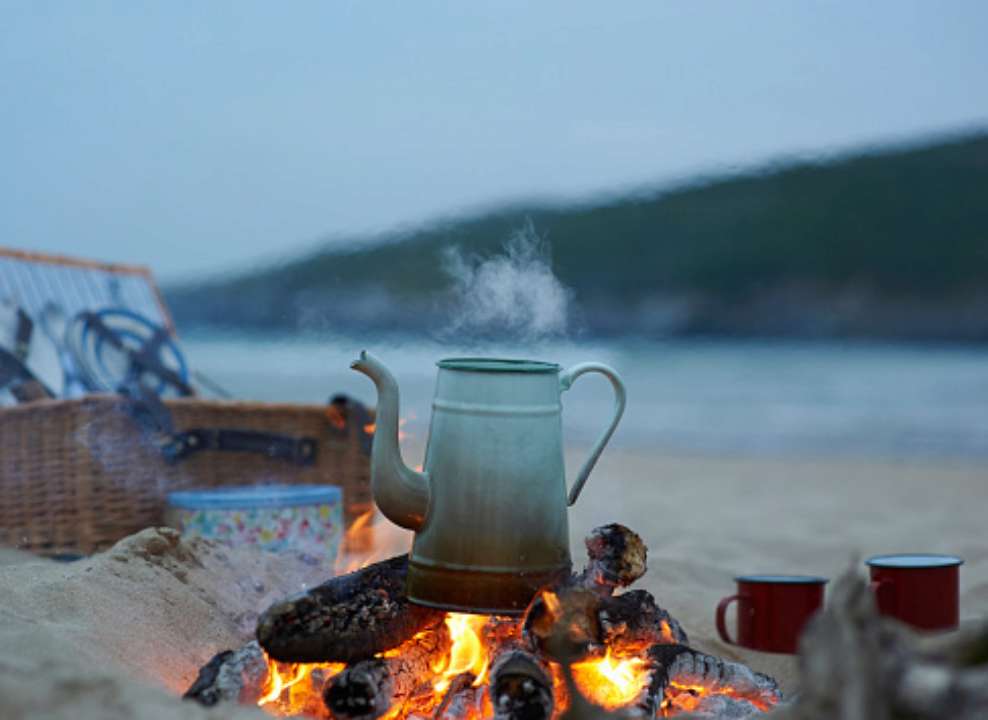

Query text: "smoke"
[439, 221, 574, 342]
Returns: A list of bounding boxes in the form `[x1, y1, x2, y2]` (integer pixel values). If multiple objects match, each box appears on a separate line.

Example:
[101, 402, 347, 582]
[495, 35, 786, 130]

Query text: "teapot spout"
[351, 351, 429, 532]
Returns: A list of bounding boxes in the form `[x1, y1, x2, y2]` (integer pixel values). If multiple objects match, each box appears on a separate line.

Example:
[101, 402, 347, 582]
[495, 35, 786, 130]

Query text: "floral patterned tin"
[166, 484, 343, 561]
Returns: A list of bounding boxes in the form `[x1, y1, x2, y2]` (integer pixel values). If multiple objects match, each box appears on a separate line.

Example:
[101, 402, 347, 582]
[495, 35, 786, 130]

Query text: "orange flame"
[257, 657, 345, 715]
[434, 613, 491, 693]
[257, 662, 306, 705]
[571, 648, 649, 710]
[659, 679, 774, 716]
[334, 510, 378, 574]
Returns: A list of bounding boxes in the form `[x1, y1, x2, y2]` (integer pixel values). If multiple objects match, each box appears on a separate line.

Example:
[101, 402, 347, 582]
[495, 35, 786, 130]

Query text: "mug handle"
[716, 594, 741, 645]
[560, 362, 627, 506]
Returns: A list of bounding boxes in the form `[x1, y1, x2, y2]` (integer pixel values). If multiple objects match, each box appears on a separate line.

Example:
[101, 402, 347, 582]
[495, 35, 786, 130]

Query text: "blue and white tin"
[166, 484, 343, 561]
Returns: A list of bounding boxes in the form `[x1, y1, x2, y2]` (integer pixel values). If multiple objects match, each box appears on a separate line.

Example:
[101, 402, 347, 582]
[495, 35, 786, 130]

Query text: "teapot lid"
[438, 357, 559, 374]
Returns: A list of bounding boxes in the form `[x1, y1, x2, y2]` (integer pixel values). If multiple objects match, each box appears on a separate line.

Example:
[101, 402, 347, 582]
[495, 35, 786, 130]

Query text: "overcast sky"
[2, 1, 987, 281]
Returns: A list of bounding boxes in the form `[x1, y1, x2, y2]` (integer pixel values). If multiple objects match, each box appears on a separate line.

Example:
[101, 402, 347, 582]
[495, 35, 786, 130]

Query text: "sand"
[1, 449, 986, 719]
[0, 527, 326, 720]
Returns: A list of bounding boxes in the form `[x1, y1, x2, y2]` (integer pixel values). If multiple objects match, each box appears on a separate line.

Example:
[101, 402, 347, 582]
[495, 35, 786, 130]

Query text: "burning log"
[523, 587, 687, 662]
[523, 524, 682, 663]
[323, 625, 451, 719]
[257, 554, 445, 664]
[621, 643, 780, 719]
[183, 640, 270, 706]
[488, 647, 555, 720]
[524, 587, 600, 662]
[598, 589, 688, 648]
[432, 673, 478, 720]
[650, 643, 781, 714]
[625, 646, 672, 720]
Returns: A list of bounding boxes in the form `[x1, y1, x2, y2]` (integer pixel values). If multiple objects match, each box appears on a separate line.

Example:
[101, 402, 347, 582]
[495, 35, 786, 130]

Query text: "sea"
[183, 334, 988, 462]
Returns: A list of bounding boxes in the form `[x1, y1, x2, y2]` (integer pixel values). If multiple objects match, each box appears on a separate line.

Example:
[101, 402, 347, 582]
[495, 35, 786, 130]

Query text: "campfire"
[184, 524, 781, 719]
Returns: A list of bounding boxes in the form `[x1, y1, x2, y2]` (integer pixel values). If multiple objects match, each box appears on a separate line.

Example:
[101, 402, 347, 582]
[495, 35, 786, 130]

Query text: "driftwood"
[489, 647, 555, 720]
[182, 641, 270, 706]
[323, 625, 451, 719]
[766, 565, 988, 720]
[257, 554, 445, 664]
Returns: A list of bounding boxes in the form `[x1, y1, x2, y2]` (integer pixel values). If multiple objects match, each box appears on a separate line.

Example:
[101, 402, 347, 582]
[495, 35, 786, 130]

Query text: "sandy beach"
[1, 448, 985, 719]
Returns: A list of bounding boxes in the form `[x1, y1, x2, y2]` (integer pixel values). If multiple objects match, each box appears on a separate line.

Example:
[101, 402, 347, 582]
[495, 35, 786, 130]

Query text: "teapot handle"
[559, 362, 626, 505]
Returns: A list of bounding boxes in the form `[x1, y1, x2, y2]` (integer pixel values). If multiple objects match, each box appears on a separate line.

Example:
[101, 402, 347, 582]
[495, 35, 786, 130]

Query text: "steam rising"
[439, 221, 573, 342]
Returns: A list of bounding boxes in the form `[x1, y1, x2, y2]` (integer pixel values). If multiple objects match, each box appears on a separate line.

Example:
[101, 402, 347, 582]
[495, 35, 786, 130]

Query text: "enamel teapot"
[352, 351, 626, 614]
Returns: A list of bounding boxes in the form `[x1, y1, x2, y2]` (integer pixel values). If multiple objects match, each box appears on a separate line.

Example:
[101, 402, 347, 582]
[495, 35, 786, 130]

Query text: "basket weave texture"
[0, 395, 372, 556]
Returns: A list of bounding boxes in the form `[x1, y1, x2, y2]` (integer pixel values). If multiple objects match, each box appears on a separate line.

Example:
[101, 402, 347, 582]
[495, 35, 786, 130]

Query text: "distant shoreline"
[167, 131, 988, 345]
[170, 286, 988, 347]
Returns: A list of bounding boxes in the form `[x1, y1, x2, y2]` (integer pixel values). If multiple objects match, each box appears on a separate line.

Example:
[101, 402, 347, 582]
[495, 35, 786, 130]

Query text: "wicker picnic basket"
[0, 394, 374, 556]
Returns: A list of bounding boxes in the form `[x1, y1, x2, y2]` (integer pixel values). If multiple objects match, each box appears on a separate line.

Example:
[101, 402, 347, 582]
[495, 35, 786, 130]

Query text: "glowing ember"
[571, 648, 649, 710]
[659, 679, 775, 716]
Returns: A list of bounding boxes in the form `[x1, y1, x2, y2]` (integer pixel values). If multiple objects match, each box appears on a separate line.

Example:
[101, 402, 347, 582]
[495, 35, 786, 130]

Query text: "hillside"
[167, 132, 988, 341]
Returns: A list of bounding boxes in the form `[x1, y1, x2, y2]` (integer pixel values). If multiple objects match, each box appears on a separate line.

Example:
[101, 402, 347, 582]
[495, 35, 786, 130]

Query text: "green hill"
[167, 132, 988, 341]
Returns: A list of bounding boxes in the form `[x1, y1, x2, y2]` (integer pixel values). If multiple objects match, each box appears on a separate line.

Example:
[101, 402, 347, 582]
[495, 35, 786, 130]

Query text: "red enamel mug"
[867, 554, 963, 631]
[716, 575, 827, 654]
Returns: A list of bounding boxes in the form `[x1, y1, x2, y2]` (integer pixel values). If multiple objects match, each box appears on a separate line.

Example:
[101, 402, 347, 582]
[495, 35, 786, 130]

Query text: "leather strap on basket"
[161, 428, 318, 466]
[122, 383, 319, 467]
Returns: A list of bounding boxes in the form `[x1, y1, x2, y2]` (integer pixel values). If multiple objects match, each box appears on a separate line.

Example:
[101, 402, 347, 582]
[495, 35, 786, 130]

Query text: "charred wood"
[653, 643, 781, 712]
[523, 587, 601, 662]
[523, 587, 687, 663]
[183, 640, 269, 707]
[598, 589, 688, 648]
[323, 625, 450, 719]
[623, 643, 779, 719]
[432, 673, 478, 720]
[489, 647, 555, 720]
[257, 554, 444, 664]
[523, 524, 683, 664]
[626, 644, 688, 719]
[578, 523, 647, 594]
